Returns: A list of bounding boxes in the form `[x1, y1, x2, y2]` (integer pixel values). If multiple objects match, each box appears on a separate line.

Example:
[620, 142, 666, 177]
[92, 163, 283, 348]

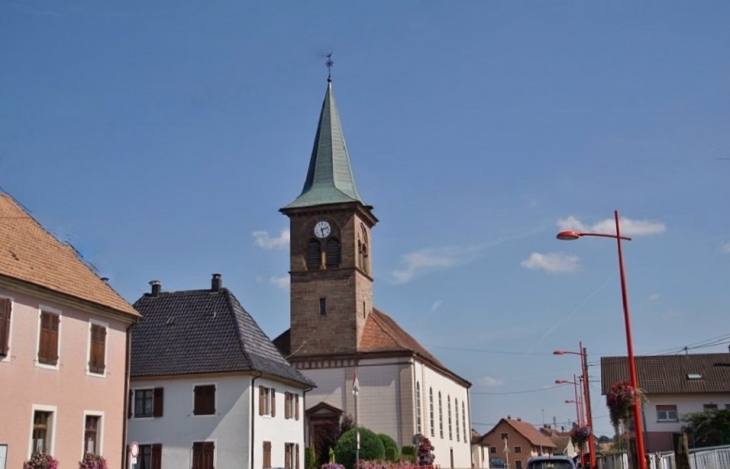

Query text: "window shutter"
[203, 442, 215, 469]
[153, 388, 164, 417]
[284, 393, 290, 419]
[259, 386, 264, 416]
[128, 390, 133, 419]
[285, 444, 292, 469]
[0, 299, 10, 356]
[325, 239, 341, 267]
[49, 313, 60, 364]
[296, 444, 300, 469]
[271, 388, 276, 417]
[39, 312, 59, 365]
[152, 444, 162, 469]
[306, 240, 321, 270]
[294, 394, 299, 420]
[89, 324, 106, 373]
[192, 442, 203, 469]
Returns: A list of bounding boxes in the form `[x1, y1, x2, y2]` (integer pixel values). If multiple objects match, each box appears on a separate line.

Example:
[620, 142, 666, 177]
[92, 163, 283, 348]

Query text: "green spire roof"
[285, 80, 366, 209]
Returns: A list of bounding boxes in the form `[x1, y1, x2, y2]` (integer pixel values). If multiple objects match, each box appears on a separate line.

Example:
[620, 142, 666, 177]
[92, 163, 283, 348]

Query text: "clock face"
[314, 221, 331, 238]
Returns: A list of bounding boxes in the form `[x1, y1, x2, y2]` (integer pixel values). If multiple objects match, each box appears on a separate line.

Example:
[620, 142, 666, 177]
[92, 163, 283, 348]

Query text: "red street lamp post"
[556, 210, 647, 469]
[556, 375, 584, 425]
[555, 345, 594, 469]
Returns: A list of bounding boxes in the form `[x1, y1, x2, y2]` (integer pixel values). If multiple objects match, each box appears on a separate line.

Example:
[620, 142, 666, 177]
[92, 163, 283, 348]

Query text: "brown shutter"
[285, 444, 292, 469]
[203, 442, 215, 469]
[89, 324, 106, 373]
[152, 443, 162, 469]
[193, 442, 203, 469]
[39, 311, 59, 365]
[153, 388, 164, 417]
[263, 441, 272, 468]
[49, 313, 59, 364]
[271, 388, 276, 417]
[0, 299, 10, 356]
[296, 444, 300, 469]
[284, 393, 290, 419]
[294, 394, 299, 421]
[128, 390, 133, 418]
[259, 386, 264, 416]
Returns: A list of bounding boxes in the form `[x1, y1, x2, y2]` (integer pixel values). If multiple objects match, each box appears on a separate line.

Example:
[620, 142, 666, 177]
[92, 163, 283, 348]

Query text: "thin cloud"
[722, 242, 730, 254]
[253, 229, 290, 249]
[268, 276, 289, 290]
[557, 216, 666, 236]
[649, 294, 660, 301]
[521, 252, 580, 274]
[391, 246, 478, 284]
[430, 300, 442, 312]
[480, 375, 504, 387]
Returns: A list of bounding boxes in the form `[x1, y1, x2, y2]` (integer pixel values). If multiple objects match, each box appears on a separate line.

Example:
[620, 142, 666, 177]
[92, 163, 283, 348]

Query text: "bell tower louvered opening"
[325, 238, 341, 268]
[306, 240, 321, 270]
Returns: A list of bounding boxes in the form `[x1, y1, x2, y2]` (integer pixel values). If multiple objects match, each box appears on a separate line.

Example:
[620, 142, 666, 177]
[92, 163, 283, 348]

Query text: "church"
[273, 75, 473, 469]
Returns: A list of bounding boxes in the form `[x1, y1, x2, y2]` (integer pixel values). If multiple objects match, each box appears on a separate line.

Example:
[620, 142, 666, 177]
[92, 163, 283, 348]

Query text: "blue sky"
[2, 1, 729, 437]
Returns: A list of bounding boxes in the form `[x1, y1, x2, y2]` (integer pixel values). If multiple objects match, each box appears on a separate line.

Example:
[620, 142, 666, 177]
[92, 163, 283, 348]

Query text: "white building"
[128, 274, 315, 469]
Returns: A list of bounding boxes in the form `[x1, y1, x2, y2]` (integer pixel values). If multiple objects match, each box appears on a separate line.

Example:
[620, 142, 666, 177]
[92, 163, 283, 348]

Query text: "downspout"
[122, 320, 137, 469]
[251, 372, 264, 469]
[302, 384, 314, 467]
[467, 389, 474, 468]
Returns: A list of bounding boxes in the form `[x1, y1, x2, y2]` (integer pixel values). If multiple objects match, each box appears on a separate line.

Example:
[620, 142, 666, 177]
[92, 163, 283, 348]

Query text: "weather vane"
[325, 52, 334, 81]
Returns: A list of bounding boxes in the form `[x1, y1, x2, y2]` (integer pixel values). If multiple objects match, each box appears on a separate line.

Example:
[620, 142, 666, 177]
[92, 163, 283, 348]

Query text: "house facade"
[128, 275, 314, 469]
[478, 418, 556, 469]
[273, 77, 472, 468]
[601, 353, 730, 453]
[0, 194, 140, 469]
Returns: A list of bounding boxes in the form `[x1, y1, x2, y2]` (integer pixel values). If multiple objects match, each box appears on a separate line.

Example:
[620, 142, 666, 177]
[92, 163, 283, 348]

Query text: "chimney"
[100, 277, 109, 283]
[149, 280, 161, 296]
[211, 273, 222, 292]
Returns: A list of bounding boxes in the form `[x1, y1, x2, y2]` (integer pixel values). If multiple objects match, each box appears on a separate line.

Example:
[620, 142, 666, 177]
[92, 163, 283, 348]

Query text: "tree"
[334, 427, 385, 469]
[597, 435, 611, 444]
[682, 409, 730, 448]
[318, 415, 356, 466]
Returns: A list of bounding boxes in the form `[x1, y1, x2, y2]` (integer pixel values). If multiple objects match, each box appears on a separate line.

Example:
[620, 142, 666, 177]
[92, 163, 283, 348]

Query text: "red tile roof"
[0, 194, 139, 317]
[482, 419, 557, 449]
[600, 354, 730, 395]
[359, 308, 443, 366]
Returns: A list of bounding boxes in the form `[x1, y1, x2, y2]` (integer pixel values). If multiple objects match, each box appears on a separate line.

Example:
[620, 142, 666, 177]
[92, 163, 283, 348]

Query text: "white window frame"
[86, 319, 109, 378]
[656, 405, 678, 422]
[28, 404, 57, 458]
[0, 444, 7, 469]
[0, 294, 13, 363]
[81, 410, 104, 458]
[35, 305, 62, 370]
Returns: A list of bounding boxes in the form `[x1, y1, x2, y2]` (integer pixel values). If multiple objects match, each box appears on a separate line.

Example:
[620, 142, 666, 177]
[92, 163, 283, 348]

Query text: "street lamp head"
[556, 230, 581, 241]
[553, 350, 566, 355]
[555, 379, 568, 384]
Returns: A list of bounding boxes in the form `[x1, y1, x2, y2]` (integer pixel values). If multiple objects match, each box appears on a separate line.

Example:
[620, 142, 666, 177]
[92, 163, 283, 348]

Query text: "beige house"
[601, 353, 730, 452]
[0, 194, 139, 469]
[477, 418, 557, 469]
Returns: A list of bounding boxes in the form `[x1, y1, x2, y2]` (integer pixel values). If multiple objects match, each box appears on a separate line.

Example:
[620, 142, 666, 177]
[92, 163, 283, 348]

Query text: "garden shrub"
[334, 427, 385, 469]
[377, 434, 399, 461]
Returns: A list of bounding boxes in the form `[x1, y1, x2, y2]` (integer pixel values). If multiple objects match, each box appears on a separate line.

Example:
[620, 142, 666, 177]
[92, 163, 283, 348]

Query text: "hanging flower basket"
[606, 380, 643, 428]
[79, 453, 108, 469]
[569, 425, 591, 452]
[24, 453, 59, 469]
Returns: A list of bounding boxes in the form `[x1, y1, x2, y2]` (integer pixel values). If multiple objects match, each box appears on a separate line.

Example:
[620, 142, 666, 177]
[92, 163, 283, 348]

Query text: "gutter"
[251, 372, 264, 469]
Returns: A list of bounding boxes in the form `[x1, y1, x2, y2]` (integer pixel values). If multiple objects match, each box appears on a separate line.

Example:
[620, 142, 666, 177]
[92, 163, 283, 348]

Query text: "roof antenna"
[325, 52, 334, 82]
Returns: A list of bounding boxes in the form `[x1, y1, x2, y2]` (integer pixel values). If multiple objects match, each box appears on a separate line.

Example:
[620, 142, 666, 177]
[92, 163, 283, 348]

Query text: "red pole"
[573, 375, 581, 425]
[615, 210, 647, 469]
[580, 342, 596, 469]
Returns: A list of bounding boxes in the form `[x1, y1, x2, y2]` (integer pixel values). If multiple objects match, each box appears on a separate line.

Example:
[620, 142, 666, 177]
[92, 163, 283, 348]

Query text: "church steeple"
[284, 80, 366, 209]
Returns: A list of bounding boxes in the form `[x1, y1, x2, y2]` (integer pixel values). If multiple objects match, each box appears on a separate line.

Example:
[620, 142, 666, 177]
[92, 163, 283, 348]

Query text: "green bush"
[401, 445, 416, 463]
[377, 434, 399, 461]
[305, 447, 318, 469]
[334, 427, 385, 469]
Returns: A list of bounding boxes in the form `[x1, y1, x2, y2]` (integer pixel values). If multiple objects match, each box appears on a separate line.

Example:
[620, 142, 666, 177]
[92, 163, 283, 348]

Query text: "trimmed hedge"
[334, 427, 385, 469]
[377, 434, 399, 461]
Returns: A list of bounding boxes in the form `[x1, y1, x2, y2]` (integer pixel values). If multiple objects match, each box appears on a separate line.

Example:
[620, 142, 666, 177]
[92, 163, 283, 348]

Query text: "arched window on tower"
[325, 238, 341, 268]
[358, 224, 369, 273]
[306, 239, 321, 270]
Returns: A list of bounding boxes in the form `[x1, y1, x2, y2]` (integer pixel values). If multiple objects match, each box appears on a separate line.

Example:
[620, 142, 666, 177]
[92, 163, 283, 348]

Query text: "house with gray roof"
[601, 352, 730, 453]
[128, 274, 314, 469]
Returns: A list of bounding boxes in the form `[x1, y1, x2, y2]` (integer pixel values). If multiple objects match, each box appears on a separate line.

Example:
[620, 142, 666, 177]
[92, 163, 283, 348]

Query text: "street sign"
[130, 442, 139, 458]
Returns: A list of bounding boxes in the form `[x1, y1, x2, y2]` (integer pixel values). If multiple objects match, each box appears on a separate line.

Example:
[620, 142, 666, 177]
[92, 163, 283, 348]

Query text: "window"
[133, 388, 163, 418]
[416, 382, 422, 433]
[84, 415, 101, 454]
[306, 240, 321, 270]
[0, 298, 11, 357]
[88, 323, 107, 374]
[325, 238, 341, 267]
[438, 392, 443, 438]
[358, 224, 369, 273]
[500, 433, 508, 440]
[32, 411, 53, 454]
[192, 441, 214, 469]
[285, 392, 300, 420]
[429, 388, 434, 436]
[490, 447, 496, 454]
[448, 396, 452, 440]
[515, 461, 522, 469]
[704, 404, 718, 410]
[194, 385, 216, 415]
[514, 446, 522, 454]
[138, 444, 162, 469]
[656, 405, 678, 422]
[455, 398, 460, 442]
[263, 441, 272, 468]
[285, 443, 300, 469]
[319, 298, 327, 316]
[38, 310, 60, 366]
[462, 402, 467, 443]
[259, 386, 276, 416]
